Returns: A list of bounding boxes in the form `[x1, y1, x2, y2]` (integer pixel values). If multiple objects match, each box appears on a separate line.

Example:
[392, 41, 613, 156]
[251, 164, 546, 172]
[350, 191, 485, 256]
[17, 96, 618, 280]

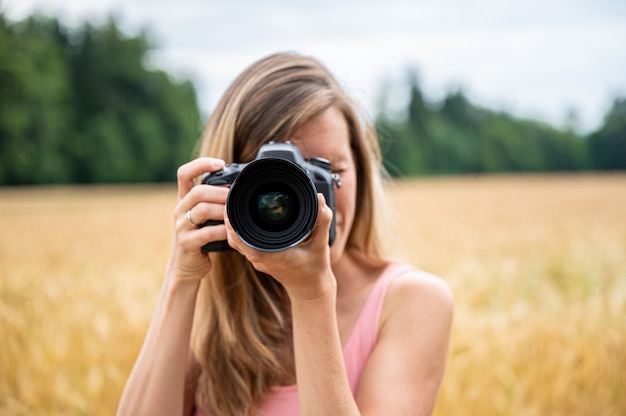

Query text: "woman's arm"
[289, 268, 453, 416]
[225, 195, 453, 415]
[288, 268, 453, 416]
[117, 158, 228, 416]
[289, 277, 361, 416]
[117, 276, 201, 416]
[225, 195, 361, 415]
[356, 272, 454, 415]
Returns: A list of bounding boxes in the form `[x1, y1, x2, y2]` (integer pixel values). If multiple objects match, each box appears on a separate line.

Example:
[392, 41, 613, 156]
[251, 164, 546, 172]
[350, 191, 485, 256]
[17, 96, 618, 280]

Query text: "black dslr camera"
[200, 141, 340, 253]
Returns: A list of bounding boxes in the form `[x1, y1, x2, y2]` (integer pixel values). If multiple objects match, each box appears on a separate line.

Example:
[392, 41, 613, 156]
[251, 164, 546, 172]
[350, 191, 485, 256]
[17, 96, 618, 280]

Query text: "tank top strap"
[342, 262, 413, 393]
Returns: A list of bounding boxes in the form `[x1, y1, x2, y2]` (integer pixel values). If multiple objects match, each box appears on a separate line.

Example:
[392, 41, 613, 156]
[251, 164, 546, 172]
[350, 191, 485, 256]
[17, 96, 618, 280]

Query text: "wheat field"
[1, 174, 625, 415]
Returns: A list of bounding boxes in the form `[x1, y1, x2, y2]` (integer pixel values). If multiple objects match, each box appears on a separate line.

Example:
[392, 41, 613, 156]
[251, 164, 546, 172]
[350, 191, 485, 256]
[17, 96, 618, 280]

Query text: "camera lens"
[226, 158, 318, 252]
[256, 190, 293, 227]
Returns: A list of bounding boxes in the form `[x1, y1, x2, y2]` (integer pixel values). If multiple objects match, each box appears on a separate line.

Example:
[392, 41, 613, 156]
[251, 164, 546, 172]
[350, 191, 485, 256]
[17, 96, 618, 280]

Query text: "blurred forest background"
[1, 13, 625, 185]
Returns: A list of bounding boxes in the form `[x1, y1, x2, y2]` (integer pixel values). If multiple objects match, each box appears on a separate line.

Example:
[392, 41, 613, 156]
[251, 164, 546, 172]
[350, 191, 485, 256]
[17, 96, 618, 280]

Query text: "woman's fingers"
[180, 188, 228, 224]
[174, 186, 229, 257]
[223, 193, 333, 278]
[170, 157, 230, 266]
[176, 178, 229, 229]
[184, 201, 226, 228]
[177, 157, 225, 201]
[306, 193, 333, 248]
[177, 221, 227, 254]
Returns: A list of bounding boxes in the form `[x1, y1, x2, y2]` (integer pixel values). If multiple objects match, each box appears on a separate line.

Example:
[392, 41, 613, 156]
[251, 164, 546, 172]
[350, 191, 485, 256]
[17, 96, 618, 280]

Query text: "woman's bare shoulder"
[382, 267, 454, 331]
[356, 266, 453, 414]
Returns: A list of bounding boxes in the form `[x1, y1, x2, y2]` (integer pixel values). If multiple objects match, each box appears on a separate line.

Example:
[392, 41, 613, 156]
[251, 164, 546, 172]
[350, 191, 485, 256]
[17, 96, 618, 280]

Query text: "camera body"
[200, 141, 339, 253]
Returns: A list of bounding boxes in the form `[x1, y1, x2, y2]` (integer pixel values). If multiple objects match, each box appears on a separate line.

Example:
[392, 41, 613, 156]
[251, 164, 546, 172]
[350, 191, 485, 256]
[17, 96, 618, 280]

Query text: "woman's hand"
[119, 157, 229, 416]
[224, 193, 336, 300]
[167, 157, 229, 284]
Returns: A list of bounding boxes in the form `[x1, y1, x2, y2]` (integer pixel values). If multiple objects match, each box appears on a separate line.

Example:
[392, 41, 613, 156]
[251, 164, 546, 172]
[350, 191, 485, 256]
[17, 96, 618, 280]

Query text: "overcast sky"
[4, 0, 626, 132]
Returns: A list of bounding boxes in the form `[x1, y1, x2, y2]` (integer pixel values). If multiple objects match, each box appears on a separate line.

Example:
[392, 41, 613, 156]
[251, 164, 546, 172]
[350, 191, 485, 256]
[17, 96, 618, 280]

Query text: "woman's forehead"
[289, 107, 351, 159]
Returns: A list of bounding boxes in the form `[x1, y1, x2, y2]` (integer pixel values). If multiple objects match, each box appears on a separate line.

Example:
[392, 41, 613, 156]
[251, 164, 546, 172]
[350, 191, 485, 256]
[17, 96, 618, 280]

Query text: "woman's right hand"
[118, 157, 226, 416]
[167, 157, 229, 284]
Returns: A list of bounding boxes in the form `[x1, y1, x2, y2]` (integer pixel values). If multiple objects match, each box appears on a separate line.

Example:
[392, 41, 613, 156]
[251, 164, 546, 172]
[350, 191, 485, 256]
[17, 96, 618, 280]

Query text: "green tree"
[375, 74, 595, 176]
[0, 14, 73, 184]
[0, 14, 202, 185]
[589, 98, 626, 170]
[65, 19, 202, 183]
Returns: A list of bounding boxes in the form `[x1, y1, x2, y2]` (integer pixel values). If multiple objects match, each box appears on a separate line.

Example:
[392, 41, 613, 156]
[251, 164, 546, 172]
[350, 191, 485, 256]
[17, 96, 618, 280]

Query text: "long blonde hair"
[192, 52, 392, 416]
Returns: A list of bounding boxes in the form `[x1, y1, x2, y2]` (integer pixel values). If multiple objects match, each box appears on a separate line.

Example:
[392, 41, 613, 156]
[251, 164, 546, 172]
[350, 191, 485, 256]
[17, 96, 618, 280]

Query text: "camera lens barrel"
[226, 158, 319, 252]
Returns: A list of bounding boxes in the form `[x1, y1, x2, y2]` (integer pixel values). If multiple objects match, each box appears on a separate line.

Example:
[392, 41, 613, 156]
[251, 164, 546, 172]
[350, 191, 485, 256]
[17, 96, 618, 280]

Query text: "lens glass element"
[257, 191, 292, 224]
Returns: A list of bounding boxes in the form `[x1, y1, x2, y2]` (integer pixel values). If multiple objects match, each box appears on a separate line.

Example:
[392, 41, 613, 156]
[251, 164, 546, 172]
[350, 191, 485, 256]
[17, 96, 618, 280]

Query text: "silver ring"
[186, 209, 199, 227]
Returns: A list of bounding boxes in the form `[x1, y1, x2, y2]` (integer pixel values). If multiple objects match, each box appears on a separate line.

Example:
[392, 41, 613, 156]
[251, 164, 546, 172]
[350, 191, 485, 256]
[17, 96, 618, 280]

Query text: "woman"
[118, 52, 453, 416]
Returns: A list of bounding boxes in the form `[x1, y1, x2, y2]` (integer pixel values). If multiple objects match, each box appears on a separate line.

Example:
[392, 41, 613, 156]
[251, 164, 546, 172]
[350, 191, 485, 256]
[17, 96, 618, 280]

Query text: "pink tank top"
[196, 263, 410, 416]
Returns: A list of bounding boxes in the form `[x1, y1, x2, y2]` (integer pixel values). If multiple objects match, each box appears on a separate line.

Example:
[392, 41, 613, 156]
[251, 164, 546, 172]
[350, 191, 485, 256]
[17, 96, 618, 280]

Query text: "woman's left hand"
[224, 193, 336, 300]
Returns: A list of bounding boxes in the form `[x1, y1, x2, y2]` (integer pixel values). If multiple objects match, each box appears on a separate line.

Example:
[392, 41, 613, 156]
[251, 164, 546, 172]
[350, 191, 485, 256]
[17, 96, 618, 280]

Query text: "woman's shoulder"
[381, 265, 454, 332]
[356, 265, 453, 413]
[391, 266, 453, 302]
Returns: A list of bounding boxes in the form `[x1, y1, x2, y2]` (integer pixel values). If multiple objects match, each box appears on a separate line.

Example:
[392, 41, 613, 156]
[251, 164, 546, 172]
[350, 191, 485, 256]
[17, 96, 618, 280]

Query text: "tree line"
[0, 13, 624, 185]
[0, 13, 202, 185]
[376, 74, 626, 177]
